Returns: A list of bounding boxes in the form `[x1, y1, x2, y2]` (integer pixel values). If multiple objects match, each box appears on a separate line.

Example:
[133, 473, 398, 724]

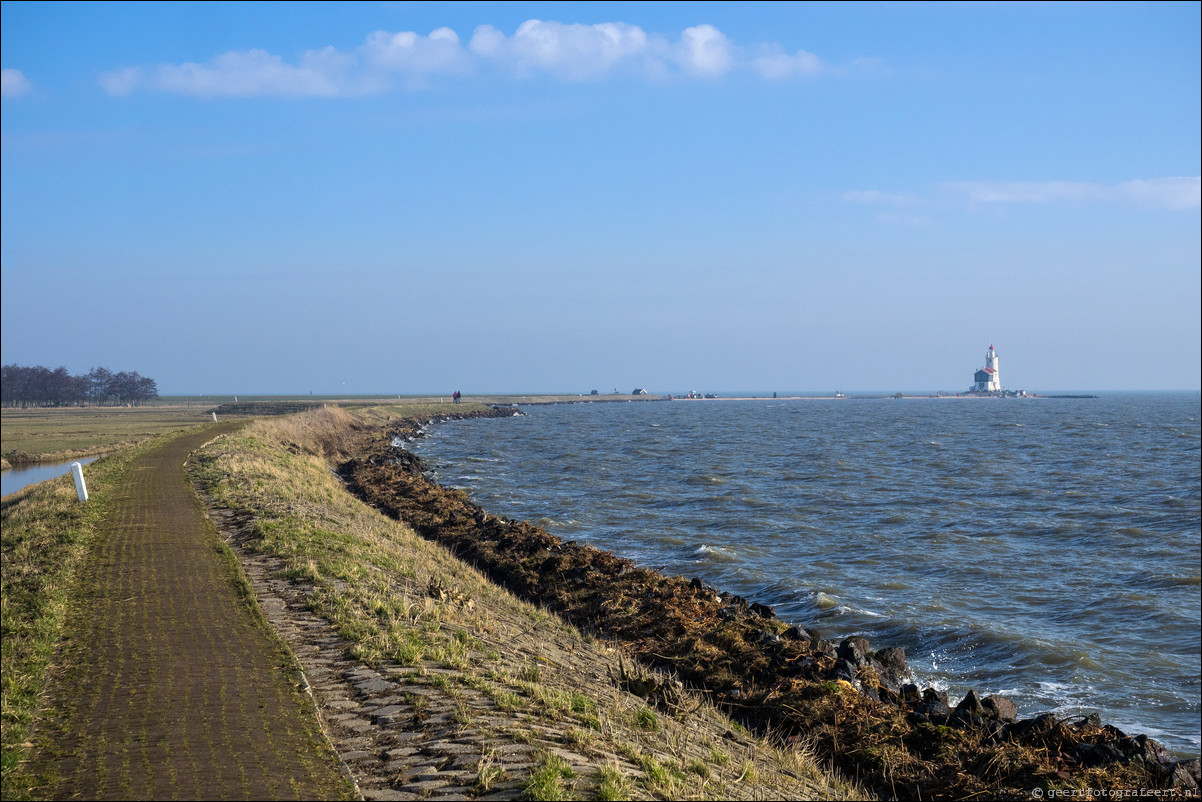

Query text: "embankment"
[191, 405, 860, 800]
[342, 408, 1200, 800]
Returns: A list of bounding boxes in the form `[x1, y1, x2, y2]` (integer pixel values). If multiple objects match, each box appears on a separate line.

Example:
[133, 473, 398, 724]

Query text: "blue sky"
[3, 1, 1199, 394]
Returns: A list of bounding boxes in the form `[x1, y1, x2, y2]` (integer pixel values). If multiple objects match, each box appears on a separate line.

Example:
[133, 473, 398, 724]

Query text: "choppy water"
[410, 393, 1201, 756]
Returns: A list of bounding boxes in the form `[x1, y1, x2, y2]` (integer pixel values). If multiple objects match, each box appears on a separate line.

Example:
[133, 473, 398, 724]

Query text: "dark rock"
[1006, 713, 1060, 746]
[1075, 742, 1124, 767]
[982, 694, 1018, 723]
[1102, 723, 1127, 741]
[872, 646, 909, 687]
[922, 688, 950, 707]
[789, 656, 820, 677]
[758, 630, 781, 646]
[1169, 759, 1201, 791]
[782, 625, 809, 642]
[915, 699, 951, 720]
[838, 636, 872, 667]
[983, 720, 1007, 743]
[749, 601, 775, 619]
[1119, 734, 1173, 766]
[954, 689, 984, 718]
[950, 709, 984, 729]
[833, 659, 858, 683]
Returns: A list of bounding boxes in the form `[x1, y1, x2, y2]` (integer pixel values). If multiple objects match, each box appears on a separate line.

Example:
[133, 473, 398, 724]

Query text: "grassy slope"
[190, 406, 861, 800]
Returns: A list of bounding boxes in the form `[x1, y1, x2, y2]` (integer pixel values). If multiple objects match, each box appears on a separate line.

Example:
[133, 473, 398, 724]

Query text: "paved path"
[29, 425, 353, 800]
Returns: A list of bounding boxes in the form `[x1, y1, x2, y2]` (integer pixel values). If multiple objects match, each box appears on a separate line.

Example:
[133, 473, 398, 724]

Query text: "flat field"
[1, 405, 216, 464]
[1, 394, 659, 466]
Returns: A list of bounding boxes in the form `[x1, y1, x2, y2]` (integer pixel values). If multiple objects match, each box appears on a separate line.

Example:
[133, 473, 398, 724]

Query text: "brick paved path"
[28, 425, 353, 800]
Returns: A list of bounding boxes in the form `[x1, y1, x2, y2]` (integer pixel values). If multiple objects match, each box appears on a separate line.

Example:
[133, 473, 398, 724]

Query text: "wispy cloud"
[100, 47, 367, 98]
[846, 178, 1201, 215]
[2, 68, 33, 99]
[99, 20, 852, 98]
[945, 177, 1201, 210]
[842, 189, 923, 207]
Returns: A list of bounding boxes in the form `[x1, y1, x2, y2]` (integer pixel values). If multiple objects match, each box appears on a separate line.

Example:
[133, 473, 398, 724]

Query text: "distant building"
[971, 345, 1002, 393]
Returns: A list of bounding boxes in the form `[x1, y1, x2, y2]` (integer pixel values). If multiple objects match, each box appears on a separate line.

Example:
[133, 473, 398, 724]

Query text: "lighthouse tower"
[972, 345, 1002, 393]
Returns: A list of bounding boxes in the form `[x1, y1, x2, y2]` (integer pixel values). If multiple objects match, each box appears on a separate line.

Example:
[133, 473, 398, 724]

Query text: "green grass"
[633, 706, 659, 732]
[635, 752, 675, 793]
[595, 764, 631, 801]
[525, 752, 577, 801]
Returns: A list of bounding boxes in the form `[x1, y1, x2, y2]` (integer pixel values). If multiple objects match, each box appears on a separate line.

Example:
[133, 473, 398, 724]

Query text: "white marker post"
[71, 462, 88, 503]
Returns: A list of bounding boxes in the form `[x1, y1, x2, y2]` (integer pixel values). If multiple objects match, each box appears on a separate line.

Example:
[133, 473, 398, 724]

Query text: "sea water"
[410, 393, 1201, 756]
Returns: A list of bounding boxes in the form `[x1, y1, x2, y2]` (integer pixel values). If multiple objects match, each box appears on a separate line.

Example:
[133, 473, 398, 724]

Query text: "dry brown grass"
[191, 405, 865, 801]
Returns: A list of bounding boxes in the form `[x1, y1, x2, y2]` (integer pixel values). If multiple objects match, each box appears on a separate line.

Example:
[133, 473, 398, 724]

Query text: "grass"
[525, 751, 577, 801]
[0, 397, 495, 466]
[633, 706, 659, 732]
[190, 411, 506, 674]
[184, 405, 862, 802]
[0, 405, 215, 465]
[4, 402, 864, 802]
[474, 749, 506, 794]
[635, 752, 677, 793]
[595, 763, 631, 801]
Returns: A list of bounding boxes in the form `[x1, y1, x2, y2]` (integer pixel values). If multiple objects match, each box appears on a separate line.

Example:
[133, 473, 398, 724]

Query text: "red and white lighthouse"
[972, 345, 1001, 393]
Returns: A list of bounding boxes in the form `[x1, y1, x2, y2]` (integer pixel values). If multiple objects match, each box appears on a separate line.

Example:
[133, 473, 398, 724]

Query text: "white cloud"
[1114, 177, 1201, 210]
[99, 20, 852, 97]
[753, 48, 825, 79]
[470, 20, 654, 80]
[362, 27, 472, 79]
[2, 68, 33, 98]
[842, 189, 922, 207]
[946, 177, 1201, 210]
[101, 47, 362, 98]
[677, 25, 733, 77]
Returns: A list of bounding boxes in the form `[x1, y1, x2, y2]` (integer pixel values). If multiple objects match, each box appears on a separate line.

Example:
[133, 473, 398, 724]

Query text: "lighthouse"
[972, 345, 1001, 393]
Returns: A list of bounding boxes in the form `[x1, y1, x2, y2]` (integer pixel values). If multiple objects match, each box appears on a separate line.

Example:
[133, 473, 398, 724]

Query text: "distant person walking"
[453, 390, 461, 404]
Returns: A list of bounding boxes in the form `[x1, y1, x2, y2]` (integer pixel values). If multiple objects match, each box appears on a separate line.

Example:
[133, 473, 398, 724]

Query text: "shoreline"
[344, 405, 1199, 798]
[189, 407, 860, 801]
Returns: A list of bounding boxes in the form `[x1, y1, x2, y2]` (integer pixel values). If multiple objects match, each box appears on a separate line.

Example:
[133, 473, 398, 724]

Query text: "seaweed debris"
[341, 416, 1200, 800]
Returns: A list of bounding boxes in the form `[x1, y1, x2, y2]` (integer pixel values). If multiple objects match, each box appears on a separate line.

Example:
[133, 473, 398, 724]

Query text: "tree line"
[1, 364, 159, 408]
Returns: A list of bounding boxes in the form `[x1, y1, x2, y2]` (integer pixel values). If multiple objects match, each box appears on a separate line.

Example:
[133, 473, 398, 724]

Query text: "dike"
[340, 413, 1200, 801]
